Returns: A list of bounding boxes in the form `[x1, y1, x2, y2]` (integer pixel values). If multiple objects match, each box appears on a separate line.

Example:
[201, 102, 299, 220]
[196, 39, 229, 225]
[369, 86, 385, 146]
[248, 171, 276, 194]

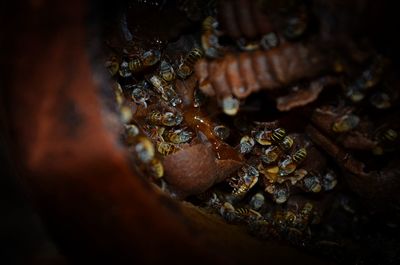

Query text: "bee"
[147, 110, 183, 127]
[283, 13, 308, 40]
[373, 128, 398, 155]
[288, 168, 308, 185]
[235, 207, 250, 215]
[164, 129, 192, 144]
[379, 128, 398, 142]
[149, 75, 168, 95]
[272, 184, 290, 204]
[301, 173, 322, 193]
[149, 158, 164, 179]
[357, 56, 385, 89]
[119, 61, 132, 78]
[284, 211, 298, 226]
[298, 202, 314, 229]
[125, 124, 139, 137]
[148, 75, 181, 106]
[160, 60, 176, 82]
[272, 209, 286, 225]
[279, 136, 294, 151]
[202, 16, 221, 58]
[128, 58, 143, 73]
[134, 136, 155, 163]
[222, 96, 240, 116]
[271, 128, 286, 143]
[177, 48, 204, 79]
[142, 124, 165, 142]
[235, 208, 263, 219]
[250, 193, 265, 210]
[112, 82, 124, 107]
[264, 182, 275, 195]
[321, 170, 337, 191]
[260, 130, 293, 164]
[241, 165, 259, 179]
[219, 202, 236, 222]
[131, 82, 150, 108]
[346, 84, 365, 102]
[346, 57, 386, 101]
[213, 125, 230, 140]
[147, 110, 163, 125]
[141, 50, 161, 67]
[292, 148, 307, 164]
[205, 192, 221, 209]
[254, 130, 272, 146]
[128, 50, 161, 73]
[259, 164, 279, 183]
[260, 32, 279, 50]
[239, 135, 255, 154]
[278, 149, 307, 177]
[262, 145, 283, 164]
[119, 105, 133, 124]
[157, 141, 180, 156]
[125, 124, 140, 145]
[370, 92, 391, 109]
[278, 157, 297, 177]
[202, 16, 217, 33]
[163, 86, 182, 107]
[105, 56, 119, 76]
[332, 114, 360, 133]
[232, 165, 259, 196]
[301, 202, 314, 217]
[237, 38, 260, 52]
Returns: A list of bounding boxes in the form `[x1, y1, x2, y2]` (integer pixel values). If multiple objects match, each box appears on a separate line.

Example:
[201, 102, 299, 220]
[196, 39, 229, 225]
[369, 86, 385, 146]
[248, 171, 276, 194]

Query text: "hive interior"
[95, 1, 400, 264]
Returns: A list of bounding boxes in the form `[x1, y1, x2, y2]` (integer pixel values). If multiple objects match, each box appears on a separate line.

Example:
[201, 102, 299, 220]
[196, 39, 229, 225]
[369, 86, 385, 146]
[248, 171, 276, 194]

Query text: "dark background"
[0, 128, 66, 264]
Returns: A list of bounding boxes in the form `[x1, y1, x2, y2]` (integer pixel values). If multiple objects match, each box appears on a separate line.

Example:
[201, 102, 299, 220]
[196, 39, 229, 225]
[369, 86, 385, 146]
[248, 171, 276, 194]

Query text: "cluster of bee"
[195, 124, 337, 242]
[332, 55, 399, 156]
[202, 188, 322, 243]
[143, 114, 193, 157]
[105, 37, 208, 181]
[372, 127, 398, 155]
[201, 15, 281, 56]
[105, 3, 339, 248]
[199, 15, 282, 116]
[330, 109, 399, 155]
[176, 48, 204, 79]
[340, 55, 400, 120]
[230, 126, 337, 204]
[106, 46, 203, 96]
[201, 16, 223, 58]
[331, 111, 361, 133]
[197, 8, 309, 117]
[202, 15, 280, 57]
[108, 39, 336, 242]
[344, 56, 388, 105]
[124, 124, 164, 179]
